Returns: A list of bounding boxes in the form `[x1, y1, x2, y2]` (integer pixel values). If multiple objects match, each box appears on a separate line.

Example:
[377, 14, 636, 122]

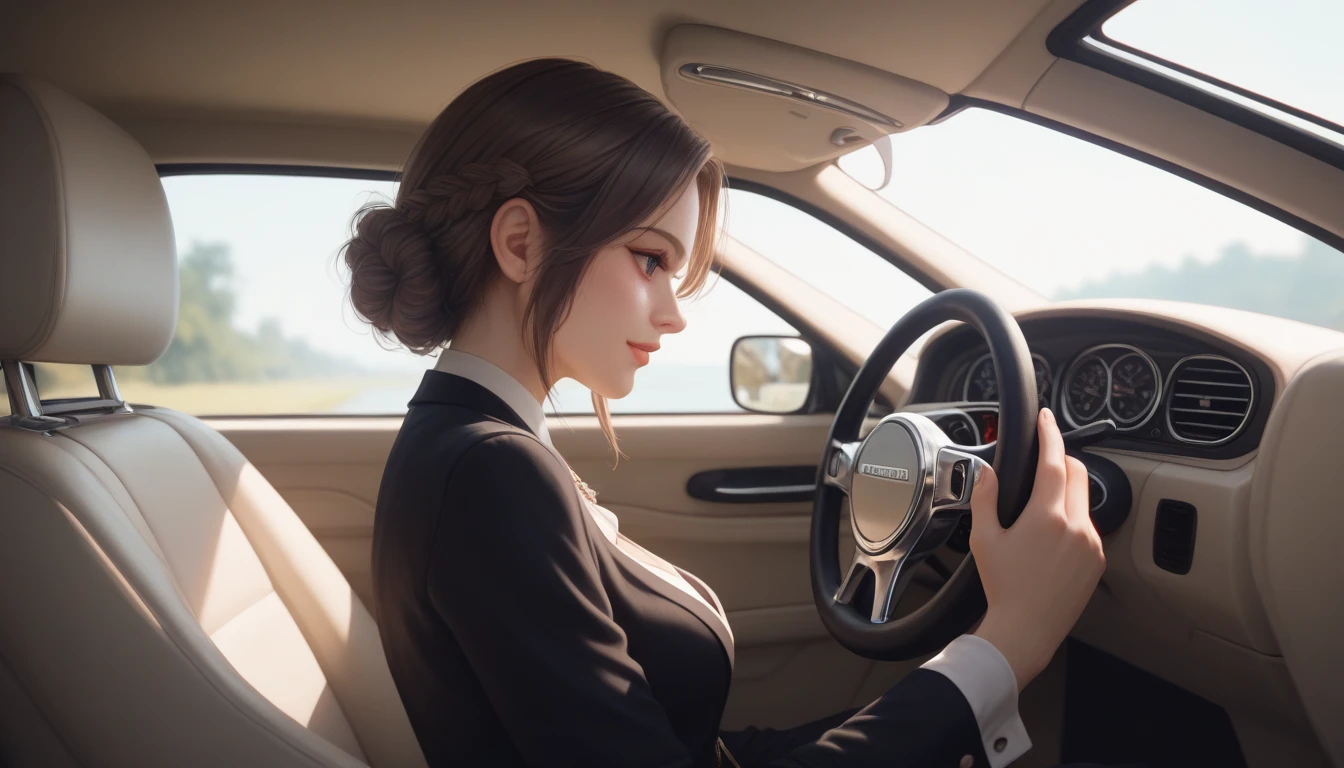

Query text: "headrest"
[0, 75, 177, 366]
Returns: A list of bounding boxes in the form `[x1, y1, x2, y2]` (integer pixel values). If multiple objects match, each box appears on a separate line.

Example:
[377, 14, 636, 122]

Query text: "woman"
[349, 58, 1106, 768]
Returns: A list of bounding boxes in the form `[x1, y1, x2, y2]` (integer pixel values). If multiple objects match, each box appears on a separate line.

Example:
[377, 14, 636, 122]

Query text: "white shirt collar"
[433, 348, 552, 446]
[432, 349, 624, 539]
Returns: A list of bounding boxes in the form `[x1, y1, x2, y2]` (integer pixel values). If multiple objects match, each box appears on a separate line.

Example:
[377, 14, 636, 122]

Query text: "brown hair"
[343, 58, 723, 454]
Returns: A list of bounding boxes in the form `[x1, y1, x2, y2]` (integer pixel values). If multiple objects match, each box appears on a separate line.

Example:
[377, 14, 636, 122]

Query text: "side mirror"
[730, 336, 814, 414]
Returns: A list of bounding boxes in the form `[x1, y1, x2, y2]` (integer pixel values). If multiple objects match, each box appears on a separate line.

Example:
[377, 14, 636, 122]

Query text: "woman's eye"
[633, 250, 666, 277]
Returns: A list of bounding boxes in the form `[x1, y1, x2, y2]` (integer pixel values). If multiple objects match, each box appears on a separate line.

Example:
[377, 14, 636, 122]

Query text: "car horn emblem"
[858, 463, 910, 482]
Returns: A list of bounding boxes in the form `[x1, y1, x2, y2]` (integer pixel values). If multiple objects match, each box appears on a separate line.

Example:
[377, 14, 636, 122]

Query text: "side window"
[568, 189, 934, 415]
[0, 173, 799, 418]
[3, 177, 930, 418]
[3, 173, 414, 419]
[130, 174, 413, 416]
[724, 189, 933, 330]
[551, 277, 795, 414]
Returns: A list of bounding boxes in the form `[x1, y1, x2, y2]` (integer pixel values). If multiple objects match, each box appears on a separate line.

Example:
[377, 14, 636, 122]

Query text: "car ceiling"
[3, 0, 1061, 149]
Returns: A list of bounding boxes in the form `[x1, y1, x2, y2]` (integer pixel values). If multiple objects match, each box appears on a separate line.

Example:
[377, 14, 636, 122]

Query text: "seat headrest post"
[2, 362, 128, 432]
[93, 364, 133, 414]
[2, 360, 43, 419]
[1, 360, 74, 433]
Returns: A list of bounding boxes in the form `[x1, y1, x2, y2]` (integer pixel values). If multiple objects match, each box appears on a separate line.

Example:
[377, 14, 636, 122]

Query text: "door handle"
[713, 483, 816, 497]
[687, 466, 817, 503]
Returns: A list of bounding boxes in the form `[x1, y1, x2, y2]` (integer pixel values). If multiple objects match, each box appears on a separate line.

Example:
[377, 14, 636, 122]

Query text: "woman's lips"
[627, 341, 659, 367]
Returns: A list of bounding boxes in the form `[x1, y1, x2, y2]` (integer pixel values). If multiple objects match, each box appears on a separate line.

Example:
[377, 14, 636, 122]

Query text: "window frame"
[157, 163, 401, 182]
[1046, 0, 1344, 174]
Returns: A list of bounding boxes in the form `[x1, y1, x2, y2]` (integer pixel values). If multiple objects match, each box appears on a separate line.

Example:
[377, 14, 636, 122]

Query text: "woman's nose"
[653, 290, 688, 335]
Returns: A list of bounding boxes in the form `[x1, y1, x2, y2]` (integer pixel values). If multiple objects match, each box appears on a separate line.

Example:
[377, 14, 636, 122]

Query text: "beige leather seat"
[0, 75, 428, 768]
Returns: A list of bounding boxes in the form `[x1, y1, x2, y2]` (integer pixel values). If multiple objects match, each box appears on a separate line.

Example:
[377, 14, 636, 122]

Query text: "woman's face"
[552, 181, 699, 399]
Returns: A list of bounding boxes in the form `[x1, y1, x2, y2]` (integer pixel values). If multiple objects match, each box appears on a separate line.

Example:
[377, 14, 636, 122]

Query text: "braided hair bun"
[344, 159, 532, 354]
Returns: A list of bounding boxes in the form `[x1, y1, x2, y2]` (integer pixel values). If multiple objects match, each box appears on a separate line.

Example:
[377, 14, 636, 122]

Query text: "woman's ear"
[490, 198, 542, 284]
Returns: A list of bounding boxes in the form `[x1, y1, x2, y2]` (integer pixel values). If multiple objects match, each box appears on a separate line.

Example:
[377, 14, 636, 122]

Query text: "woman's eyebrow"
[637, 226, 687, 260]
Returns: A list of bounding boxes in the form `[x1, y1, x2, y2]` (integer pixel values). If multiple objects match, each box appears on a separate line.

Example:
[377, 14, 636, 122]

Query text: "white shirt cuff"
[920, 633, 1031, 768]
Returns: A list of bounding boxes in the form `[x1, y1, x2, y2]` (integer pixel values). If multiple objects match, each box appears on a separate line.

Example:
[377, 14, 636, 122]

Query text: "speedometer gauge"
[1064, 355, 1109, 423]
[963, 355, 998, 401]
[1032, 355, 1052, 408]
[962, 353, 1052, 406]
[1108, 352, 1160, 425]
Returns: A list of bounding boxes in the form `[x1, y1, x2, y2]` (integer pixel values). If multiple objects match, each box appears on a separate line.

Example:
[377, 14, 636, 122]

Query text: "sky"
[1104, 0, 1343, 130]
[159, 0, 1343, 377]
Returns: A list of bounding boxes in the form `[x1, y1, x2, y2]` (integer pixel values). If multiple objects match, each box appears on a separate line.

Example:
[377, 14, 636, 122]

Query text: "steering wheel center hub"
[851, 419, 926, 548]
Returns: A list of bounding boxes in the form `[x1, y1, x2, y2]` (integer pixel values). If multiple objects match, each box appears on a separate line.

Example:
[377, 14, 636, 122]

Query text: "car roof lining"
[3, 0, 1064, 168]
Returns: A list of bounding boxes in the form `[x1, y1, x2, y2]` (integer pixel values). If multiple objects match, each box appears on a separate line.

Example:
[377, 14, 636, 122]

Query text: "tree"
[137, 241, 357, 384]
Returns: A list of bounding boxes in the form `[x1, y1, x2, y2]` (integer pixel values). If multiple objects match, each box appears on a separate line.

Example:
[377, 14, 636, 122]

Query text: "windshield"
[864, 108, 1344, 333]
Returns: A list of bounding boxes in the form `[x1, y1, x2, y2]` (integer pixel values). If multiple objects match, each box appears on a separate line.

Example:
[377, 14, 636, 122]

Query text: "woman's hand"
[969, 407, 1106, 691]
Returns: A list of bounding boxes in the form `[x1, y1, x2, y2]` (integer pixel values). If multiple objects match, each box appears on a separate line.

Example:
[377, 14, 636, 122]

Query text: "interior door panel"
[212, 412, 1063, 765]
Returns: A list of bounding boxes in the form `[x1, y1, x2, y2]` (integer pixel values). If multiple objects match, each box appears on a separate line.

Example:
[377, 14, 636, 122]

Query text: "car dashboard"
[904, 314, 1276, 462]
[885, 303, 1344, 766]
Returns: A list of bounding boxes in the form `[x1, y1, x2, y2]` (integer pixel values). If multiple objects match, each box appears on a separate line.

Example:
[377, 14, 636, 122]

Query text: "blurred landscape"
[1056, 237, 1344, 329]
[3, 242, 409, 416]
[4, 236, 1342, 418]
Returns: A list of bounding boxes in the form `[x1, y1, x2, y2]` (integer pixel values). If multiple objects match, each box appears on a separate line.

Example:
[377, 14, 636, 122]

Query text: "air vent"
[1164, 356, 1253, 445]
[1153, 499, 1197, 574]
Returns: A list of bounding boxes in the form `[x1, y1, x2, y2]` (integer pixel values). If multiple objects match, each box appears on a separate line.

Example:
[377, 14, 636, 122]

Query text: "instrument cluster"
[962, 352, 1053, 408]
[910, 315, 1271, 460]
[956, 343, 1164, 434]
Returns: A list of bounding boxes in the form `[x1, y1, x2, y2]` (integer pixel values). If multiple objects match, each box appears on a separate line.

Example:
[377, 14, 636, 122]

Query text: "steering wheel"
[811, 289, 1039, 660]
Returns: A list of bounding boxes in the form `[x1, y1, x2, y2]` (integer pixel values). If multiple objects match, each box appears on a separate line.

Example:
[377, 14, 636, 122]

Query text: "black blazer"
[372, 370, 993, 768]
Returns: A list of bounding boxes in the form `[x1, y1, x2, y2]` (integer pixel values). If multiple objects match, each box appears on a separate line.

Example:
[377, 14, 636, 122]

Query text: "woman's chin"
[589, 372, 637, 401]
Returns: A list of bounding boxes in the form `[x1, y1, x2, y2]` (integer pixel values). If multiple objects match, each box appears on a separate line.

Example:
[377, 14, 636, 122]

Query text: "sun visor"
[661, 24, 949, 172]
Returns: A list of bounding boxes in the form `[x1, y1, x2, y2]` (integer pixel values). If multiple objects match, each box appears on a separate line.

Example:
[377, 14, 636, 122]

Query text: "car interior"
[2, 1, 1341, 767]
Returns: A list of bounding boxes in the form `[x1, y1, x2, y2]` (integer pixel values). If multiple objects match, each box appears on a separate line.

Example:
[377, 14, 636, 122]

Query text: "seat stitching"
[51, 426, 172, 565]
[54, 418, 253, 620]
